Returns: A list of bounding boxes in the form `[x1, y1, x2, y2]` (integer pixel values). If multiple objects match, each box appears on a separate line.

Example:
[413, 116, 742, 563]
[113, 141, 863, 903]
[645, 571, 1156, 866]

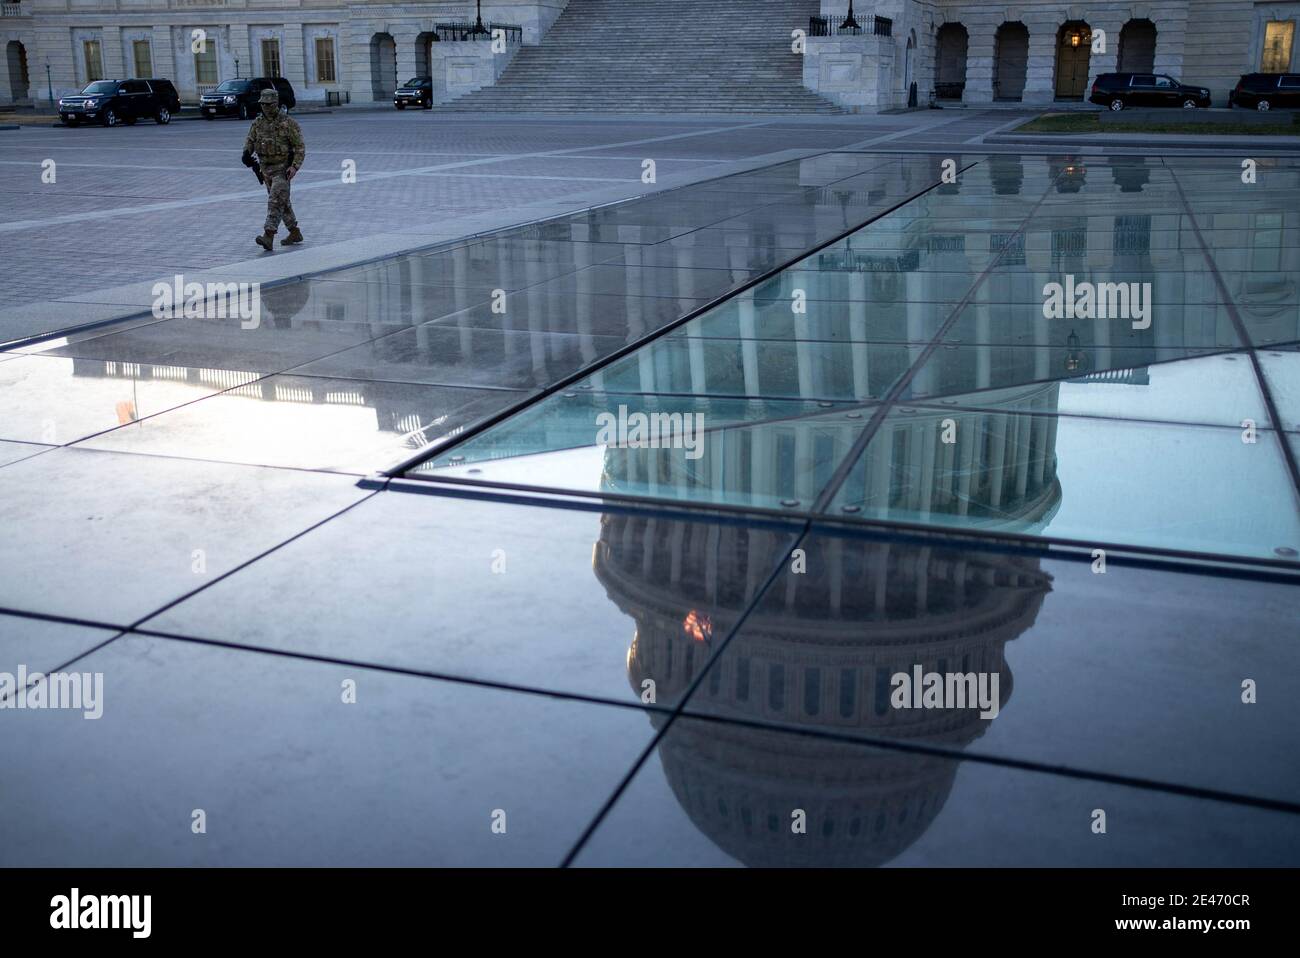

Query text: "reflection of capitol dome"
[594, 513, 1052, 866]
[596, 377, 1064, 532]
[652, 716, 960, 868]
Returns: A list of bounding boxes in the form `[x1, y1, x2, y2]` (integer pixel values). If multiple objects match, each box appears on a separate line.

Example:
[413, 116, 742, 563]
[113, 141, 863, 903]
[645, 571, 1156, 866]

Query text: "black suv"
[392, 76, 434, 108]
[1090, 72, 1211, 110]
[394, 77, 433, 109]
[58, 78, 179, 126]
[1229, 73, 1300, 111]
[200, 77, 296, 119]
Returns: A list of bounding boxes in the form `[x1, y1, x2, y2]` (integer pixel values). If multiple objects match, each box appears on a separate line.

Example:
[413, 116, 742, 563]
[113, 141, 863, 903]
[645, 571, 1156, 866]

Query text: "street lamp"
[235, 57, 240, 78]
[841, 0, 860, 32]
[45, 62, 53, 111]
[471, 0, 488, 38]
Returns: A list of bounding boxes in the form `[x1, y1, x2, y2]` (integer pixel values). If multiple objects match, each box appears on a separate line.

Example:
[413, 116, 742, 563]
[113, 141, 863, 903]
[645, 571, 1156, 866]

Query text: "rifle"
[241, 150, 265, 186]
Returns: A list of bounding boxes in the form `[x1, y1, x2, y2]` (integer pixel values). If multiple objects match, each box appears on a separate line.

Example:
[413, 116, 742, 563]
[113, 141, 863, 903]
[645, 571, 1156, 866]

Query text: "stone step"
[446, 0, 838, 114]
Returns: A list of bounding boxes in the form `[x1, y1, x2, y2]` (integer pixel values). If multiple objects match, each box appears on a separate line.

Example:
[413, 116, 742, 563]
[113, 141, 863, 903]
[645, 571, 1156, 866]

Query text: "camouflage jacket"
[243, 113, 305, 172]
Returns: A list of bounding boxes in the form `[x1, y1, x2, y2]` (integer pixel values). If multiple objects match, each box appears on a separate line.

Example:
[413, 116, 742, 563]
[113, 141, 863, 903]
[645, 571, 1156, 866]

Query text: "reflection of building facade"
[594, 511, 1053, 866]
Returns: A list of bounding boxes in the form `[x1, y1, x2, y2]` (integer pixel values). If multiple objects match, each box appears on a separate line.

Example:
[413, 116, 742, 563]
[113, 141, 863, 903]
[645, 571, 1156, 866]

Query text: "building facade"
[0, 0, 563, 106]
[807, 0, 1300, 110]
[1, 1, 1296, 111]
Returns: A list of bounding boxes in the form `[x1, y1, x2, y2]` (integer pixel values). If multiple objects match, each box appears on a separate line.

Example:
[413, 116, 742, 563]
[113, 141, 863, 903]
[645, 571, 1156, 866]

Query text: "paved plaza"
[1, 110, 1299, 868]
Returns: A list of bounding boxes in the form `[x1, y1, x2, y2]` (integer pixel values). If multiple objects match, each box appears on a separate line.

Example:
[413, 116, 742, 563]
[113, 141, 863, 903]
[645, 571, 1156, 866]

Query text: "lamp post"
[472, 0, 488, 38]
[235, 56, 240, 78]
[45, 62, 53, 111]
[841, 0, 860, 32]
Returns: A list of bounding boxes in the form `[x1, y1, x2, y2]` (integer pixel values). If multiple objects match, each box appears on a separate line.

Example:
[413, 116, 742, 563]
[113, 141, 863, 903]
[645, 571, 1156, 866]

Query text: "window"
[194, 43, 217, 85]
[1262, 21, 1295, 73]
[132, 40, 152, 79]
[83, 40, 103, 82]
[261, 38, 281, 78]
[315, 37, 336, 83]
[1281, 75, 1300, 88]
[1155, 76, 1175, 89]
[1132, 75, 1156, 87]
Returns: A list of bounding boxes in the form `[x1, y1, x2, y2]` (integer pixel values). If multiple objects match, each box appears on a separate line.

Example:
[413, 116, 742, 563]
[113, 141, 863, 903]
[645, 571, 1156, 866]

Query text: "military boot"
[282, 227, 304, 246]
[255, 229, 275, 252]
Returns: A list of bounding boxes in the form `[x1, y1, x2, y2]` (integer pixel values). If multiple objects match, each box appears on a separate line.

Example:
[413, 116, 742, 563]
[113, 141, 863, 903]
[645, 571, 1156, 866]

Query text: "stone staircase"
[439, 0, 841, 114]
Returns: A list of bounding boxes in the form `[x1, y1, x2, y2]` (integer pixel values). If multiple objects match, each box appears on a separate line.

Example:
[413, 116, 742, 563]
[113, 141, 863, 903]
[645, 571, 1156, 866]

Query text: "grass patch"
[1015, 112, 1300, 136]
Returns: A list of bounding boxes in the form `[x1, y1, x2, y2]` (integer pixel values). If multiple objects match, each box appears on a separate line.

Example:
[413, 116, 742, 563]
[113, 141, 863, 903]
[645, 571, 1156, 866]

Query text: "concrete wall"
[428, 31, 521, 104]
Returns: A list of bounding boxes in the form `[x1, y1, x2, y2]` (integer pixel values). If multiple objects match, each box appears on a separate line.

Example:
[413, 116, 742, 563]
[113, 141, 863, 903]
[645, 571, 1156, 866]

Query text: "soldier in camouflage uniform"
[243, 88, 306, 251]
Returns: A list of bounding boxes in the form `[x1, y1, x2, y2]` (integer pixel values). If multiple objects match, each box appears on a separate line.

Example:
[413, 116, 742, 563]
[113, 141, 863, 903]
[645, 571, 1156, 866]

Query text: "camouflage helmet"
[258, 88, 279, 105]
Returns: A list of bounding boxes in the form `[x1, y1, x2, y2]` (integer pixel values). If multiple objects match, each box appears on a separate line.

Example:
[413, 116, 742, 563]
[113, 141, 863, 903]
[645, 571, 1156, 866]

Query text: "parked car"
[1090, 72, 1211, 110]
[1229, 73, 1300, 111]
[394, 77, 433, 109]
[58, 78, 177, 126]
[201, 77, 296, 119]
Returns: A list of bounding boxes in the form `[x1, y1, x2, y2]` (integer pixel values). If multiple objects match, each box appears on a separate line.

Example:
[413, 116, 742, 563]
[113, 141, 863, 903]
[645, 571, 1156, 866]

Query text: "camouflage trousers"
[263, 168, 299, 232]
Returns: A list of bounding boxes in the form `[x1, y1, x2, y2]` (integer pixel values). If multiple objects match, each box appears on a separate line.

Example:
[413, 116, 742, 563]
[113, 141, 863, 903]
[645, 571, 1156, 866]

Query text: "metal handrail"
[809, 14, 892, 38]
[433, 21, 523, 43]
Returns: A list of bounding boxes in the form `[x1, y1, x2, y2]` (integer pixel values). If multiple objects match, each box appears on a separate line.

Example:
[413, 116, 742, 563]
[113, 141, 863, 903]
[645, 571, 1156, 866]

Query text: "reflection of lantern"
[682, 610, 713, 643]
[1064, 329, 1089, 374]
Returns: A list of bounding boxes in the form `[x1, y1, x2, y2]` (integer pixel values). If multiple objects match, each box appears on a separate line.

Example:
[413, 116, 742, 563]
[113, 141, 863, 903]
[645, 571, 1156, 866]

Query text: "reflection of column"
[626, 245, 645, 339]
[453, 246, 473, 355]
[675, 247, 695, 301]
[975, 300, 990, 388]
[849, 273, 869, 399]
[956, 418, 976, 515]
[986, 413, 1007, 509]
[688, 338, 706, 394]
[905, 271, 929, 392]
[738, 291, 759, 393]
[964, 25, 996, 104]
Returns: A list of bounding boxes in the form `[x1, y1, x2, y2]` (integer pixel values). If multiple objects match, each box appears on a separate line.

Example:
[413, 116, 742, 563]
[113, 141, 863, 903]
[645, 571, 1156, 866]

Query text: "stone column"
[1021, 15, 1058, 106]
[229, 24, 251, 81]
[283, 26, 306, 90]
[1085, 17, 1123, 95]
[964, 24, 997, 104]
[1152, 12, 1188, 77]
[392, 24, 419, 87]
[151, 26, 176, 89]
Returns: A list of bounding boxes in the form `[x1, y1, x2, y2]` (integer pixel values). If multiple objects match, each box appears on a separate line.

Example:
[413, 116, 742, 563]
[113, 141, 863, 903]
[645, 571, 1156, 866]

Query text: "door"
[1055, 23, 1092, 99]
[1154, 75, 1179, 106]
[1279, 75, 1300, 108]
[1128, 74, 1156, 106]
[127, 80, 151, 117]
[116, 83, 136, 120]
